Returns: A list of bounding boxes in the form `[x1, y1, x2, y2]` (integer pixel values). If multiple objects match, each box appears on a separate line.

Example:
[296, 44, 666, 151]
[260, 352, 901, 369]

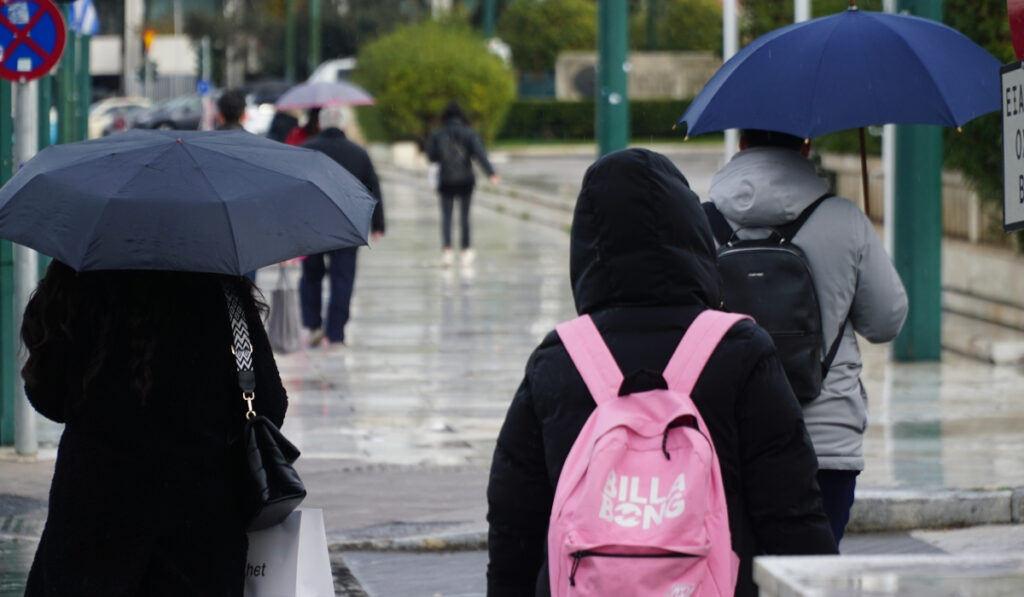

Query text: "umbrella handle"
[859, 127, 871, 220]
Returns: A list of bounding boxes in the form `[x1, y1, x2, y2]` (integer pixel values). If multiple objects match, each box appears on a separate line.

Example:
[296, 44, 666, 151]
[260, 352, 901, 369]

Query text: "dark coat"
[23, 267, 288, 596]
[302, 128, 385, 234]
[485, 149, 836, 597]
[426, 117, 495, 191]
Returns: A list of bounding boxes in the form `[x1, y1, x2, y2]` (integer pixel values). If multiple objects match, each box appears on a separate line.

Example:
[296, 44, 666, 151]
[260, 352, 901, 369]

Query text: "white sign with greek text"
[1003, 61, 1024, 232]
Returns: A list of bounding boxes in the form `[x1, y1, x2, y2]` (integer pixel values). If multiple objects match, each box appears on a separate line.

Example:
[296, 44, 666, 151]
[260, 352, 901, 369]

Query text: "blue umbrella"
[0, 129, 378, 275]
[677, 6, 1000, 139]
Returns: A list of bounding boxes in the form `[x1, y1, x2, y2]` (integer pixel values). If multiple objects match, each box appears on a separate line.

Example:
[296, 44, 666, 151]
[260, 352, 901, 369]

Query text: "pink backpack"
[549, 310, 746, 597]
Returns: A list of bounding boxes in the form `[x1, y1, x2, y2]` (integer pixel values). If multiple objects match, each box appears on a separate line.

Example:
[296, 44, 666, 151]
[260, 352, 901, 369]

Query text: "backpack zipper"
[569, 550, 697, 586]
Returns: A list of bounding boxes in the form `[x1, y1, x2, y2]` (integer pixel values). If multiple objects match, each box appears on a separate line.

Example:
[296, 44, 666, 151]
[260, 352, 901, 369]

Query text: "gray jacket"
[708, 146, 908, 471]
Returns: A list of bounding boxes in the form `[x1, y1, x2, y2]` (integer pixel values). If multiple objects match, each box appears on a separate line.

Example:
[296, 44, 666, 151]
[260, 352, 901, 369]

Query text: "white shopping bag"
[244, 508, 334, 597]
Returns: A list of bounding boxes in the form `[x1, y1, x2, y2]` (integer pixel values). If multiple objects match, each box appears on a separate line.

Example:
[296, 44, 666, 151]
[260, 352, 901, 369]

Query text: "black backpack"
[702, 195, 842, 404]
[437, 127, 472, 186]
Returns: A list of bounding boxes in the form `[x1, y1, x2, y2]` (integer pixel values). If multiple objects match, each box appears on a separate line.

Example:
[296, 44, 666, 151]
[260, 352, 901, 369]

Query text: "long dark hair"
[21, 261, 266, 408]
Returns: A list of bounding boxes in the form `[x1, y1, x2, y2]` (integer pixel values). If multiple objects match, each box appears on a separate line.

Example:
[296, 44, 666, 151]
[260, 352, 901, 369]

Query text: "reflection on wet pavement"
[268, 169, 1024, 491]
[268, 178, 577, 468]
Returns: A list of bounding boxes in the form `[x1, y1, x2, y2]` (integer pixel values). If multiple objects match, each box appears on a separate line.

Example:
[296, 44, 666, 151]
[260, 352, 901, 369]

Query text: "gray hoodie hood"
[709, 147, 829, 227]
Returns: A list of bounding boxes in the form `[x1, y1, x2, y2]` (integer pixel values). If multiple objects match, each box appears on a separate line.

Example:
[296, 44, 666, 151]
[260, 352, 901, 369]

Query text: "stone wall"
[555, 51, 721, 101]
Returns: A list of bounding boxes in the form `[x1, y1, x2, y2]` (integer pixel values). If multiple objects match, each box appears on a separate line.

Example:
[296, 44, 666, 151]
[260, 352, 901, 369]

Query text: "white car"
[88, 96, 152, 139]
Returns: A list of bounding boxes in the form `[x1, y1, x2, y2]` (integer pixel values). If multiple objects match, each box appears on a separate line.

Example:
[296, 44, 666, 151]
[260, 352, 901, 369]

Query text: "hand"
[489, 174, 501, 185]
[371, 231, 383, 242]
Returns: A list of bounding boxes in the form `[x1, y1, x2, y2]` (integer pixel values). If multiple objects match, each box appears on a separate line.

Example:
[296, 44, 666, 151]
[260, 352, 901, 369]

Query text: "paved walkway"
[2, 146, 1024, 595]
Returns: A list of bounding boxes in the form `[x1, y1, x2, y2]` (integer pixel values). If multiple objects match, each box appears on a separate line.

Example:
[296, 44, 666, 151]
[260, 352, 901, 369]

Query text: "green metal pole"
[309, 0, 322, 75]
[37, 75, 53, 278]
[647, 0, 656, 50]
[893, 0, 943, 361]
[0, 81, 12, 445]
[285, 0, 296, 83]
[78, 35, 91, 141]
[597, 0, 629, 156]
[37, 75, 52, 150]
[58, 31, 78, 144]
[483, 0, 496, 37]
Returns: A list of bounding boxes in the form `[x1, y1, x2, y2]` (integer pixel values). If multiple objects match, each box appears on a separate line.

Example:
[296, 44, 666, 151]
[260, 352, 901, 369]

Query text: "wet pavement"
[2, 144, 1024, 595]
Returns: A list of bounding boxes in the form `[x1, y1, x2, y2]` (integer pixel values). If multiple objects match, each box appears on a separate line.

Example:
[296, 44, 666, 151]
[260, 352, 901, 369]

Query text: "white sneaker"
[461, 248, 475, 266]
[307, 328, 325, 348]
[442, 249, 454, 267]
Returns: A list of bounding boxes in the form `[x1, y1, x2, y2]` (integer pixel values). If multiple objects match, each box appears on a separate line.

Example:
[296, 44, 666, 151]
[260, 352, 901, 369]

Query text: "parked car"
[242, 80, 293, 136]
[88, 96, 151, 139]
[131, 95, 205, 131]
[101, 105, 149, 136]
[307, 57, 356, 84]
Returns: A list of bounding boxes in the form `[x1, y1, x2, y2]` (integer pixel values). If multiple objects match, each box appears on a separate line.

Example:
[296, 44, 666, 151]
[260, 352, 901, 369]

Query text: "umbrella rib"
[176, 145, 372, 240]
[871, 14, 957, 125]
[176, 141, 245, 273]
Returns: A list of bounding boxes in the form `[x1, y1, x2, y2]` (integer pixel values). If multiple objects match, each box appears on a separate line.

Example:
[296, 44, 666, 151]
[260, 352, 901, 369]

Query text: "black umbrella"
[0, 129, 378, 275]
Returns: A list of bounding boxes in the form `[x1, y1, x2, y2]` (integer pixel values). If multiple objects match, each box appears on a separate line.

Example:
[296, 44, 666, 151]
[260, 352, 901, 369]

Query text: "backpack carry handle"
[702, 193, 834, 246]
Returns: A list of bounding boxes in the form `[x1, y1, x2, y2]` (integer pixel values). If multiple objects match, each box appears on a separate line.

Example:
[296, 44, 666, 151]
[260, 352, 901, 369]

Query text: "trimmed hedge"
[496, 99, 694, 141]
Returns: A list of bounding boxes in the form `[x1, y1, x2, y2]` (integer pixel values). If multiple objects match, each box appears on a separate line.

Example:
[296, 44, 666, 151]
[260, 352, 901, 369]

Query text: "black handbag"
[224, 282, 307, 532]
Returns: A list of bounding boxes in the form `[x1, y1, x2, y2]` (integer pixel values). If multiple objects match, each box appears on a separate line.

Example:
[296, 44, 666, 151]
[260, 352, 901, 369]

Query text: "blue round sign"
[0, 0, 66, 83]
[196, 78, 211, 96]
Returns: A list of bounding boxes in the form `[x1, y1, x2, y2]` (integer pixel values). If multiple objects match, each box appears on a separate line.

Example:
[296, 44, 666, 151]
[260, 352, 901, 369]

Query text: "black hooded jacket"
[486, 149, 836, 597]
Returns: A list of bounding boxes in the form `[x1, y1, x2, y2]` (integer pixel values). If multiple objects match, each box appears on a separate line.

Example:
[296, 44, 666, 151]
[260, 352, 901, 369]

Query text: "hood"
[708, 147, 829, 227]
[570, 148, 720, 315]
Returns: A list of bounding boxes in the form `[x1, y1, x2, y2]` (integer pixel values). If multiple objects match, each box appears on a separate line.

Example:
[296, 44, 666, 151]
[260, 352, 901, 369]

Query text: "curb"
[323, 488, 1024, 554]
[848, 488, 1024, 533]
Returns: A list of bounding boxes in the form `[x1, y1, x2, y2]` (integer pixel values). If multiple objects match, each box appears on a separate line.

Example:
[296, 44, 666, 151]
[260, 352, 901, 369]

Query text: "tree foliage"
[497, 0, 596, 73]
[740, 0, 884, 44]
[943, 0, 1016, 242]
[631, 0, 722, 53]
[353, 21, 516, 144]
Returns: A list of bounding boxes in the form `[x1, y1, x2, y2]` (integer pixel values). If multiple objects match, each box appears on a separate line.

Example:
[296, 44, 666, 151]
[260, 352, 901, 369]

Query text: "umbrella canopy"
[275, 81, 375, 110]
[0, 129, 378, 275]
[677, 7, 1001, 139]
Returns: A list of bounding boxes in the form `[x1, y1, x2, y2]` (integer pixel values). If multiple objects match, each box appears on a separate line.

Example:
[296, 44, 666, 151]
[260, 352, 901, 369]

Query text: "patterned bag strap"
[222, 280, 257, 420]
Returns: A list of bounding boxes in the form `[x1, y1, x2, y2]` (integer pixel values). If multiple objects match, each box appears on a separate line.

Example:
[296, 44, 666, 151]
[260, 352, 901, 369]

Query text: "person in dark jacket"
[426, 100, 500, 267]
[22, 261, 288, 596]
[216, 88, 247, 131]
[486, 148, 837, 597]
[299, 105, 385, 349]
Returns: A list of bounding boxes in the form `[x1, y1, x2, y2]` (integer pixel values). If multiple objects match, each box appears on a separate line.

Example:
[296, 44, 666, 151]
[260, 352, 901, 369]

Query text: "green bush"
[353, 22, 516, 145]
[631, 0, 722, 53]
[496, 99, 694, 140]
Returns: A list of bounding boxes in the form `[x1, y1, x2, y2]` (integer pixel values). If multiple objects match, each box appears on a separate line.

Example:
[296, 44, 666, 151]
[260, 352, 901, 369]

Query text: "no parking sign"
[0, 0, 66, 83]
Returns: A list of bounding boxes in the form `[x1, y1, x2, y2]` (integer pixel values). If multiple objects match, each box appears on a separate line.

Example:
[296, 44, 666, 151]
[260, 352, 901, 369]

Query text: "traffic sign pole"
[13, 80, 39, 456]
[0, 80, 12, 446]
[0, 0, 66, 450]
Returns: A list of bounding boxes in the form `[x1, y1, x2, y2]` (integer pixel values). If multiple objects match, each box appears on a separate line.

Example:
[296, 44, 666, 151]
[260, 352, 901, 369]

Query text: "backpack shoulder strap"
[701, 201, 734, 245]
[555, 315, 624, 406]
[774, 192, 834, 242]
[663, 310, 751, 395]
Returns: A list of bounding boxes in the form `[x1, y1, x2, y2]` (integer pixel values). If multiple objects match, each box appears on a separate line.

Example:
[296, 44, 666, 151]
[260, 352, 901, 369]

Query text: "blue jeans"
[817, 469, 859, 546]
[299, 248, 357, 343]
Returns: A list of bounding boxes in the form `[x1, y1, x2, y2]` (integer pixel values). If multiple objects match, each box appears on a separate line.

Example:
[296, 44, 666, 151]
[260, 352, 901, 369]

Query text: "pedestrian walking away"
[216, 88, 247, 132]
[486, 148, 836, 597]
[706, 129, 908, 545]
[299, 105, 385, 350]
[426, 100, 500, 267]
[20, 262, 288, 596]
[285, 107, 321, 146]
